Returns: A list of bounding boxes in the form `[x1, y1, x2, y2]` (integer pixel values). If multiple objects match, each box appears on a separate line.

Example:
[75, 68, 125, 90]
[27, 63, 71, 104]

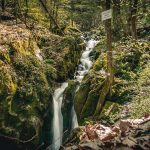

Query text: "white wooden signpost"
[101, 9, 112, 21]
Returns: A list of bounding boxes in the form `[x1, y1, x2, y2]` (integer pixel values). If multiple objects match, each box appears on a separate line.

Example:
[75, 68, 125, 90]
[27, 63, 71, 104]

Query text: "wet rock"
[62, 80, 78, 141]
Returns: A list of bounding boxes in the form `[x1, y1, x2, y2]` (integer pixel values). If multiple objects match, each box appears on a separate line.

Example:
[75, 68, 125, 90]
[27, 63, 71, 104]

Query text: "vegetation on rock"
[0, 0, 150, 149]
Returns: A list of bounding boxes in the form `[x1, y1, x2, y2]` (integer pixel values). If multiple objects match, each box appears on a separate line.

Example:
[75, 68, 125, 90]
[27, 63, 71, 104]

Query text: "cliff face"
[0, 23, 83, 149]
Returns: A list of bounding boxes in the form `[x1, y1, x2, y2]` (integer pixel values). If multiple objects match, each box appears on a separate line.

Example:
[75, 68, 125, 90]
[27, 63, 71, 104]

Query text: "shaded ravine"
[51, 38, 99, 150]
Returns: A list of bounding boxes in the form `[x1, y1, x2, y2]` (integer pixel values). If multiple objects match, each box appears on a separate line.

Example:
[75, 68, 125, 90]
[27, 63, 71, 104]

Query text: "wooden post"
[105, 0, 113, 96]
[94, 0, 113, 116]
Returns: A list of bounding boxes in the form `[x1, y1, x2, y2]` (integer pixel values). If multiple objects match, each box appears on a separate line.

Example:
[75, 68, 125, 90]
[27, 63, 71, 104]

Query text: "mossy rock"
[0, 63, 17, 100]
[80, 90, 99, 119]
[62, 80, 78, 140]
[41, 33, 84, 81]
[93, 53, 107, 71]
[100, 101, 121, 124]
[0, 33, 54, 148]
[74, 79, 91, 119]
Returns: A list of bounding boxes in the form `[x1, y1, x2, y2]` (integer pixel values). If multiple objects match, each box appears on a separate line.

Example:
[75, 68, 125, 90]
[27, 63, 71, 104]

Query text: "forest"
[0, 0, 150, 150]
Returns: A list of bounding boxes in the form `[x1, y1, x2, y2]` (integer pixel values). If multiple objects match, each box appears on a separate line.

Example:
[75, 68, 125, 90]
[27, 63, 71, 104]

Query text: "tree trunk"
[142, 0, 147, 13]
[38, 0, 64, 35]
[127, 0, 132, 36]
[105, 0, 113, 96]
[24, 0, 28, 26]
[13, 0, 19, 24]
[131, 0, 138, 39]
[1, 0, 5, 11]
[113, 0, 121, 40]
[128, 0, 138, 39]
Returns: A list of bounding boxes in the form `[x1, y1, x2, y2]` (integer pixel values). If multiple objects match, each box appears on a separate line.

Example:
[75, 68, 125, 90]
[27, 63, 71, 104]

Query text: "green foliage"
[0, 48, 10, 63]
[114, 39, 147, 80]
[68, 0, 102, 31]
[129, 65, 150, 118]
[100, 101, 121, 124]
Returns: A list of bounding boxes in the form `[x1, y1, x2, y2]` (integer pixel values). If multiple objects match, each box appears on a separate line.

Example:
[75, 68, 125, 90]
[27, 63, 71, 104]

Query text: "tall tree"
[38, 0, 64, 35]
[128, 0, 138, 39]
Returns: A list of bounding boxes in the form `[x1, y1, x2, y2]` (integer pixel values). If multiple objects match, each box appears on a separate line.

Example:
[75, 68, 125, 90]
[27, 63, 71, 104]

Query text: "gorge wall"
[0, 23, 84, 149]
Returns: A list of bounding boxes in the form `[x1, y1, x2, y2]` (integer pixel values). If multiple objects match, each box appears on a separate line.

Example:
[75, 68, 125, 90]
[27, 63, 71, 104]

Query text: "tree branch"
[38, 0, 64, 35]
[0, 133, 37, 144]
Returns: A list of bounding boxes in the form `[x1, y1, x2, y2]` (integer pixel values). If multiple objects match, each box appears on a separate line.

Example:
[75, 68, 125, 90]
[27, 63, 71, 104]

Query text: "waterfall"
[71, 106, 78, 130]
[75, 39, 99, 82]
[51, 38, 99, 150]
[51, 83, 68, 150]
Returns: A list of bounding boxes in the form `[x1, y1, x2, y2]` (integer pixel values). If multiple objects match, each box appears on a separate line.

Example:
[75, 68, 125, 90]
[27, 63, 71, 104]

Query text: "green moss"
[74, 79, 91, 119]
[100, 101, 121, 124]
[0, 23, 85, 147]
[129, 65, 150, 118]
[0, 49, 10, 63]
[0, 63, 17, 99]
[93, 54, 107, 71]
[80, 90, 99, 119]
[39, 32, 84, 81]
[0, 35, 54, 146]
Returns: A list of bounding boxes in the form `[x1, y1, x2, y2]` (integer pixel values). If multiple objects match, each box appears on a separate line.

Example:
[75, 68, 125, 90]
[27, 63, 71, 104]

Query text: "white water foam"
[52, 82, 68, 150]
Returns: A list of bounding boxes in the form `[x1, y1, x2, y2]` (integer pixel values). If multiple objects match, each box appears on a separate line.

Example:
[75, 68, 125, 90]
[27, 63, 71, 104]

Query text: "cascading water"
[51, 38, 98, 150]
[75, 39, 99, 82]
[71, 106, 78, 130]
[52, 82, 68, 150]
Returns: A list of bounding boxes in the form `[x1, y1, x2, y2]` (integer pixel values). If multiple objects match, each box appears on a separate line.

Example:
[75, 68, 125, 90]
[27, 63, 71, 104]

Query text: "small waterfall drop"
[52, 82, 68, 150]
[71, 106, 78, 130]
[51, 38, 98, 150]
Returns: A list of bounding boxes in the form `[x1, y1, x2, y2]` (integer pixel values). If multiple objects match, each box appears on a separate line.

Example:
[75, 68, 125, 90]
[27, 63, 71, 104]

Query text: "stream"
[51, 38, 98, 150]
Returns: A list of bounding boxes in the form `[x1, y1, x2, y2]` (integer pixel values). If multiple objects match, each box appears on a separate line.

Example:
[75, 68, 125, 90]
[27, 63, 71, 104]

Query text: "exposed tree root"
[0, 133, 37, 144]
